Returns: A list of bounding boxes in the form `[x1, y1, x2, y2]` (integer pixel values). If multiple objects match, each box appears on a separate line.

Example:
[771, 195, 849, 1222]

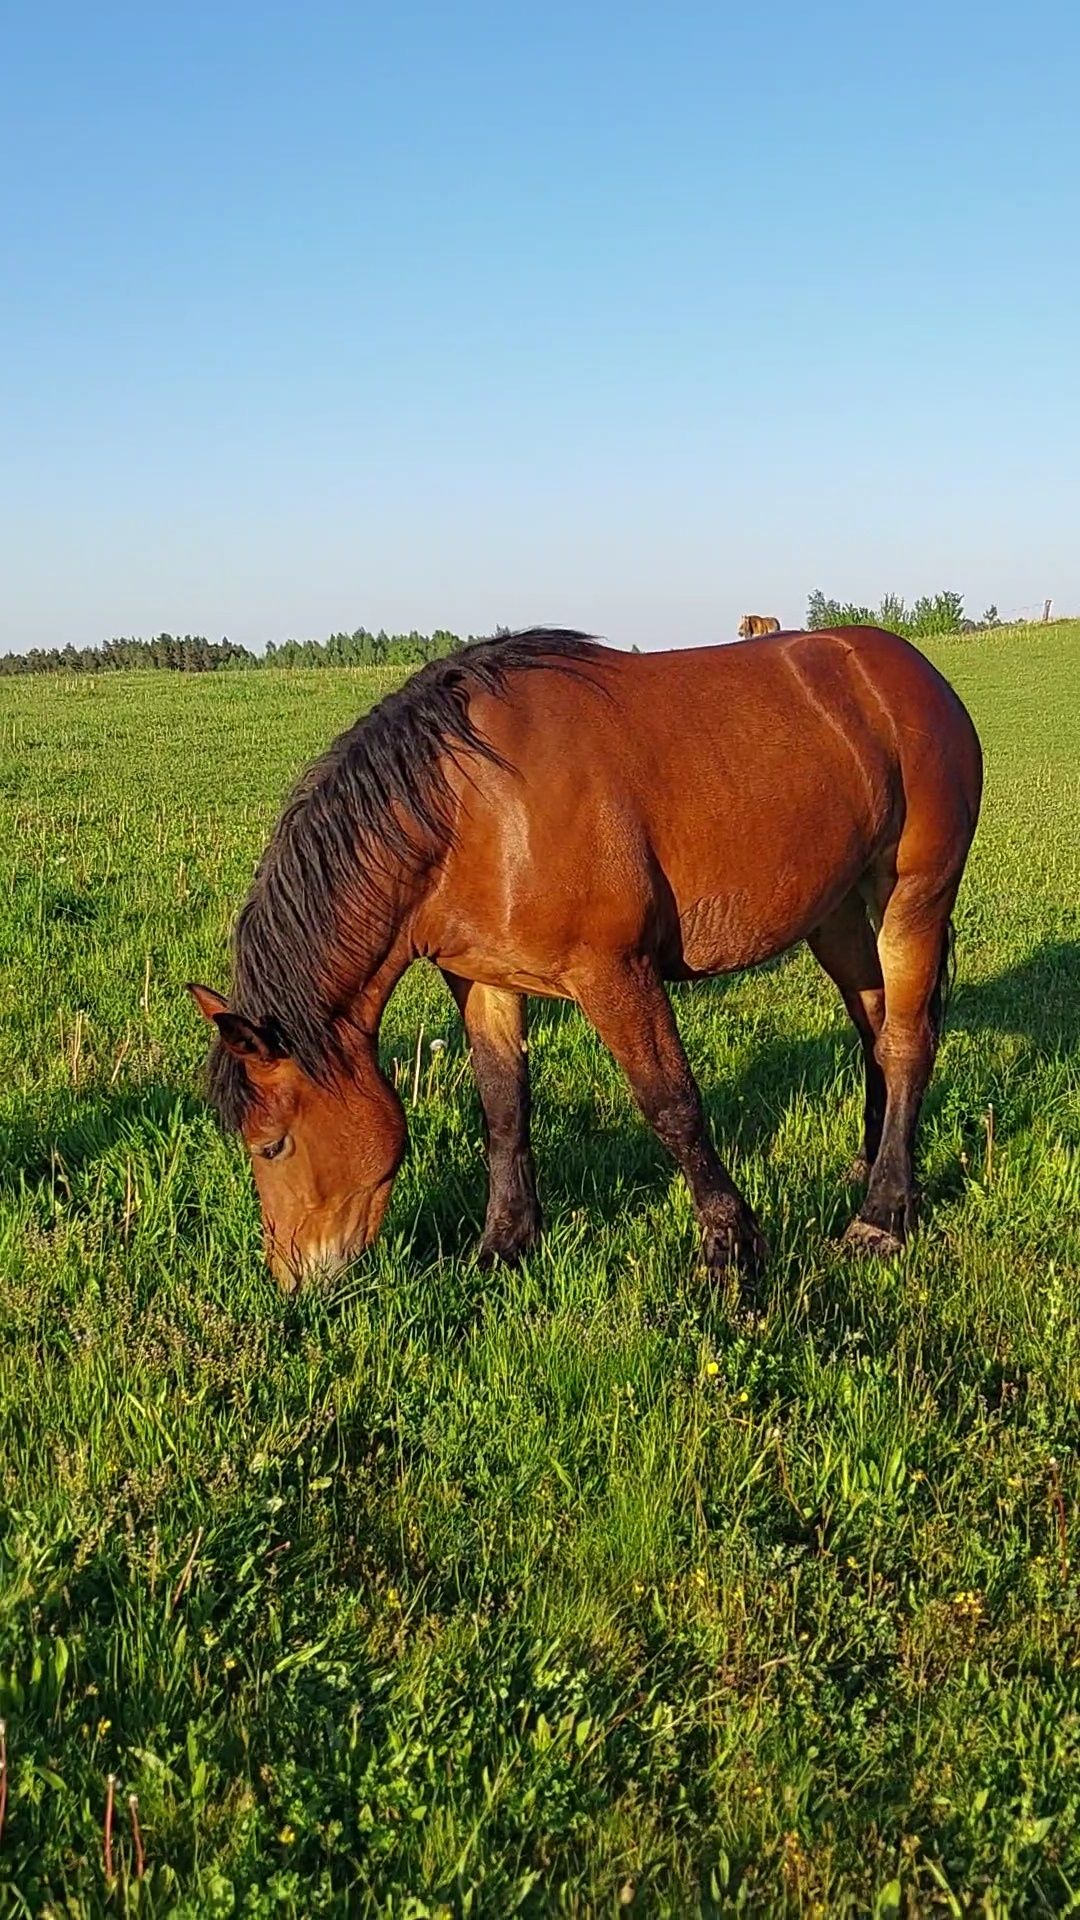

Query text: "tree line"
[806, 590, 1001, 637]
[0, 628, 472, 677]
[1, 596, 1005, 676]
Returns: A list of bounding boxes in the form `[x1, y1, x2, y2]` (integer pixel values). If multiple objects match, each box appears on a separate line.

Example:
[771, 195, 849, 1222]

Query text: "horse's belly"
[670, 826, 872, 976]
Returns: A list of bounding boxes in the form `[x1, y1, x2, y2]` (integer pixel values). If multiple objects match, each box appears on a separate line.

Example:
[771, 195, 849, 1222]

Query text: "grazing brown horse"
[738, 614, 781, 639]
[189, 627, 982, 1292]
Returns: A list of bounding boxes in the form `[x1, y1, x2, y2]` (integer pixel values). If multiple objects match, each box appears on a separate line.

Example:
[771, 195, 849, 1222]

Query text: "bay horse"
[189, 627, 982, 1292]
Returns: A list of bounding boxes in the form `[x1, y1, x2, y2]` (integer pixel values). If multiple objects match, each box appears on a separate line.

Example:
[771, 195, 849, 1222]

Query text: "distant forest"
[0, 628, 469, 676]
[0, 594, 1003, 675]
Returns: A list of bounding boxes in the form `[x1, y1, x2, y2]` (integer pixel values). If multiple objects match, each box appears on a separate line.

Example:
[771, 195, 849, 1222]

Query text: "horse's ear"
[187, 983, 229, 1023]
[185, 984, 281, 1064]
[214, 1014, 281, 1064]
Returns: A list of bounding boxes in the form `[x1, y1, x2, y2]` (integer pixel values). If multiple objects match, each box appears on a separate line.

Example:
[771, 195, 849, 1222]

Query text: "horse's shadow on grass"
[951, 938, 1079, 1053]
[0, 1083, 204, 1201]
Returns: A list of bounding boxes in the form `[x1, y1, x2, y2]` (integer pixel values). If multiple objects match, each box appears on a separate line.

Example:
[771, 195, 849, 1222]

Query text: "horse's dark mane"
[209, 629, 607, 1129]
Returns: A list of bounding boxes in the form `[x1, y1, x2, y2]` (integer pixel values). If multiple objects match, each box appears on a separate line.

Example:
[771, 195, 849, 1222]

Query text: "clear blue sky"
[3, 0, 1078, 653]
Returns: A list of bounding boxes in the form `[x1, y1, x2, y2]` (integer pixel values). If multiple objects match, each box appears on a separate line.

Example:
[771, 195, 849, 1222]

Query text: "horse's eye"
[259, 1137, 288, 1161]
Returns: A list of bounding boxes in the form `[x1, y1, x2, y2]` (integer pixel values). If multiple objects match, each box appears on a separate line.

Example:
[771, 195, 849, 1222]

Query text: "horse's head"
[188, 985, 406, 1289]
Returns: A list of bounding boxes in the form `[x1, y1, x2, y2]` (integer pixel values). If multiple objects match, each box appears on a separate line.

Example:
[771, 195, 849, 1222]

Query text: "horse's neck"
[344, 900, 419, 1044]
[297, 846, 427, 1056]
[353, 949, 405, 1029]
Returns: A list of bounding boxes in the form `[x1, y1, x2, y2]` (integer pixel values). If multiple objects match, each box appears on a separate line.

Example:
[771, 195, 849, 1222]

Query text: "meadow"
[1, 621, 1078, 1916]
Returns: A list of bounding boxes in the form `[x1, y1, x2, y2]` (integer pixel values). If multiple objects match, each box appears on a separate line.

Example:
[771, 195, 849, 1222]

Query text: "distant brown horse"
[738, 614, 781, 639]
[189, 627, 982, 1292]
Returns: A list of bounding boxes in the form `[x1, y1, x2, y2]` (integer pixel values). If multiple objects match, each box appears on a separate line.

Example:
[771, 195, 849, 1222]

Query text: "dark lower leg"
[850, 1035, 934, 1247]
[851, 1031, 888, 1180]
[574, 957, 765, 1284]
[444, 974, 541, 1262]
[847, 906, 950, 1253]
[808, 893, 886, 1179]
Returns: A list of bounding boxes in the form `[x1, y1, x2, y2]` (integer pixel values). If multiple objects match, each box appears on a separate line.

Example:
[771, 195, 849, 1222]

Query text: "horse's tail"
[930, 918, 956, 1046]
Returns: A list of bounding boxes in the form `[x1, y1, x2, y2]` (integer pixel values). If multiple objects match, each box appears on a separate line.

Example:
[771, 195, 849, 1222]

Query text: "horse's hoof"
[707, 1228, 767, 1279]
[703, 1221, 769, 1318]
[477, 1223, 541, 1269]
[842, 1218, 904, 1260]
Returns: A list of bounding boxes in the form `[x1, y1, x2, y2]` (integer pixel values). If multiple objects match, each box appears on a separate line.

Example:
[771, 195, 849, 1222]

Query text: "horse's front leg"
[443, 972, 542, 1264]
[573, 954, 767, 1293]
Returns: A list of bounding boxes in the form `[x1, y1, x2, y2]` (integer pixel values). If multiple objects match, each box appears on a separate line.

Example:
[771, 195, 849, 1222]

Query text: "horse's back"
[429, 628, 980, 986]
[482, 625, 977, 824]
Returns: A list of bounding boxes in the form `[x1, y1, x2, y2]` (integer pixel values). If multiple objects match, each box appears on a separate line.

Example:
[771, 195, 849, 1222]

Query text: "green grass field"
[1, 623, 1079, 1916]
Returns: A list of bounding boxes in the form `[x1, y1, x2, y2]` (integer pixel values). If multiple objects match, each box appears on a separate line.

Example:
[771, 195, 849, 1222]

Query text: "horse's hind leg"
[572, 955, 766, 1288]
[807, 891, 887, 1181]
[844, 878, 956, 1256]
[444, 973, 542, 1264]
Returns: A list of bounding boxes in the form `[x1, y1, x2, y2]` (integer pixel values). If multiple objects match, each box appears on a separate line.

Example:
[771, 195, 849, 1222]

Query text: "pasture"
[1, 622, 1078, 1915]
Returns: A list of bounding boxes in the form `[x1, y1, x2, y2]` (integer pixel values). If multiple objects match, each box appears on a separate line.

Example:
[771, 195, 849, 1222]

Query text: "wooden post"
[1043, 598, 1053, 623]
